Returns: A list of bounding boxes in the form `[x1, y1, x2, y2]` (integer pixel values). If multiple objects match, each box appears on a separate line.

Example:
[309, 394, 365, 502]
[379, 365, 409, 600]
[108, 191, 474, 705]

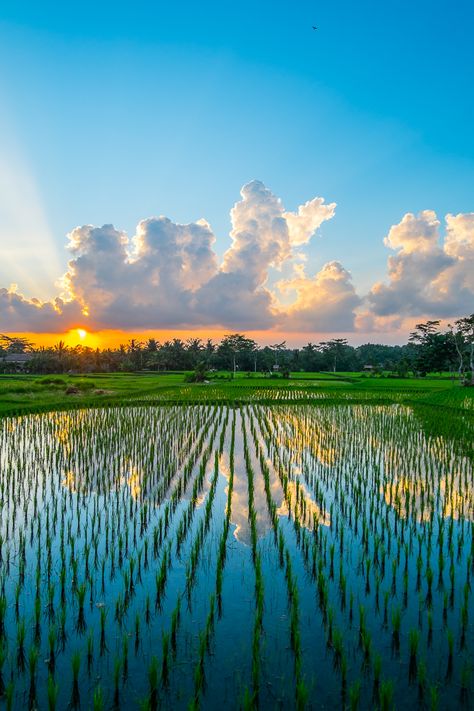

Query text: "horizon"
[2, 322, 460, 352]
[1, 1, 473, 343]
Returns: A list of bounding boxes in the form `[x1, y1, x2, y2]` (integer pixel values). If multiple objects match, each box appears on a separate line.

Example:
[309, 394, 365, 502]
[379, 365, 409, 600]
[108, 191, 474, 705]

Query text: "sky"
[0, 0, 473, 347]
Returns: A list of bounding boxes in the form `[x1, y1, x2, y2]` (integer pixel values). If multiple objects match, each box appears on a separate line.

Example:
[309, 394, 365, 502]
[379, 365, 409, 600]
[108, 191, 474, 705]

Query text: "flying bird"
[312, 25, 318, 30]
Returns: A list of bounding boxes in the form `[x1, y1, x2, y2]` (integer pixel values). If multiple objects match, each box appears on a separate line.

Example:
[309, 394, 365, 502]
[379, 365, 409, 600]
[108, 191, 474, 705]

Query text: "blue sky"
[0, 0, 473, 338]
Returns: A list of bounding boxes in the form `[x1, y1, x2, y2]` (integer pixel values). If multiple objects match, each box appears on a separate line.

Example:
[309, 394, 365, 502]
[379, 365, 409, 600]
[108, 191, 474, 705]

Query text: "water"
[0, 402, 472, 709]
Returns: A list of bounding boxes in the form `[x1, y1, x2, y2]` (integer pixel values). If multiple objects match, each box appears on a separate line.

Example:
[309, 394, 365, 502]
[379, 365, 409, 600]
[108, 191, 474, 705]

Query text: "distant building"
[0, 353, 34, 371]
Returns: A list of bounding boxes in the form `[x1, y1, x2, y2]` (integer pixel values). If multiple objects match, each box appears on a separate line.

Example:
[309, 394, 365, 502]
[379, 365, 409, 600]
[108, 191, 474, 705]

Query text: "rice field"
[0, 399, 473, 709]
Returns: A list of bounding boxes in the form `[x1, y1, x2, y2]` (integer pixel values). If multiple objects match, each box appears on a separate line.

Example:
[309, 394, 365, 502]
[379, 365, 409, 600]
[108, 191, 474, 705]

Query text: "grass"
[0, 370, 470, 418]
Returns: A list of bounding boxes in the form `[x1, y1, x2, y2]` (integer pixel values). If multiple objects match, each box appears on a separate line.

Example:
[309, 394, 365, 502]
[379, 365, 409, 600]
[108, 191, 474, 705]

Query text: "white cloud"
[0, 181, 338, 332]
[284, 197, 336, 247]
[383, 210, 440, 254]
[368, 210, 474, 319]
[2, 182, 472, 337]
[275, 261, 361, 331]
[0, 285, 81, 331]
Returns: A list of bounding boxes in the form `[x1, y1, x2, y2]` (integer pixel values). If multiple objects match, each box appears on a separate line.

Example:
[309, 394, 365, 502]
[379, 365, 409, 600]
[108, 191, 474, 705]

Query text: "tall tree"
[455, 314, 474, 384]
[218, 334, 258, 375]
[319, 338, 348, 372]
[0, 334, 34, 353]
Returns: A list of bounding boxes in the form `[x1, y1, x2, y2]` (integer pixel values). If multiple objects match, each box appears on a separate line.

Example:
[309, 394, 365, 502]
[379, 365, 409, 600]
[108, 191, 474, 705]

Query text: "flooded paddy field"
[0, 402, 473, 709]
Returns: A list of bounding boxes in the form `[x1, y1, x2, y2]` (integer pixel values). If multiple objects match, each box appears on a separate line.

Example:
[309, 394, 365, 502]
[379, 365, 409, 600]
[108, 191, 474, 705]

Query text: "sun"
[77, 329, 87, 340]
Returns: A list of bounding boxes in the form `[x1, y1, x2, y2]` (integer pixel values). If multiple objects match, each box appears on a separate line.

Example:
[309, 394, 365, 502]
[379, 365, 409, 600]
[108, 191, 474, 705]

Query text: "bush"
[39, 378, 67, 386]
[184, 362, 209, 383]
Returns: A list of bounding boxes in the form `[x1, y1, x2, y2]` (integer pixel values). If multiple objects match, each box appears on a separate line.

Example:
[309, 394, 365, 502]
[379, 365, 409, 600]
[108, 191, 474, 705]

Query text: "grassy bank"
[0, 371, 471, 418]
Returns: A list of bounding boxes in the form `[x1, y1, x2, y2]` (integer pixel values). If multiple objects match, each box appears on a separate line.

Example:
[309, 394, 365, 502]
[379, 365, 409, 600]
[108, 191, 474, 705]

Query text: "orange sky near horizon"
[11, 328, 327, 350]
[8, 327, 409, 349]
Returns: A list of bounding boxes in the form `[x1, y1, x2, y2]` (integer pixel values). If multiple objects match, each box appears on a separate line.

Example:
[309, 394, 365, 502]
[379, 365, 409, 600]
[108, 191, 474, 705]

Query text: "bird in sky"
[312, 25, 318, 30]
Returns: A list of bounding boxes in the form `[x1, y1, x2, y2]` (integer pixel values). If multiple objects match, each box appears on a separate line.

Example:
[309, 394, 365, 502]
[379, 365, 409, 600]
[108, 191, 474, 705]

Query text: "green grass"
[0, 370, 471, 418]
[0, 373, 185, 417]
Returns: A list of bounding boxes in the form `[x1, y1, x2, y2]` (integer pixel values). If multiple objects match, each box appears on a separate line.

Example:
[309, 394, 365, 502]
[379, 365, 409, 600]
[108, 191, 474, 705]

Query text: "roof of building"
[1, 353, 34, 363]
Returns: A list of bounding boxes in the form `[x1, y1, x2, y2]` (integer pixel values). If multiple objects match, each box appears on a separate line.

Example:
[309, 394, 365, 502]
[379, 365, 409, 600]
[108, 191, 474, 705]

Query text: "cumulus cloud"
[2, 181, 472, 337]
[368, 210, 474, 319]
[62, 219, 218, 328]
[275, 261, 361, 331]
[284, 197, 336, 247]
[0, 181, 338, 332]
[0, 285, 82, 331]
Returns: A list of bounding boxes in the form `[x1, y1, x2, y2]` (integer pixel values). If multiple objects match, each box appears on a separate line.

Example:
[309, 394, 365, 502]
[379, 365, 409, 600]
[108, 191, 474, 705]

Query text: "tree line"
[0, 314, 473, 382]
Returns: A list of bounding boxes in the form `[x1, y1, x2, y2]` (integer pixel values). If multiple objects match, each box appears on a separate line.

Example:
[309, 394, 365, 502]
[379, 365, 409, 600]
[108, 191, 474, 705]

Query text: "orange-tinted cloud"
[1, 184, 473, 337]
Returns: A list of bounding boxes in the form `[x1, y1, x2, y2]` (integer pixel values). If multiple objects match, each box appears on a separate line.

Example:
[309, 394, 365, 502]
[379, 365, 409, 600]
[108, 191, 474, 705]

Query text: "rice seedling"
[148, 655, 159, 711]
[379, 678, 395, 710]
[93, 684, 104, 711]
[0, 642, 5, 696]
[349, 678, 361, 710]
[71, 650, 81, 707]
[47, 673, 59, 711]
[0, 395, 470, 708]
[28, 644, 39, 707]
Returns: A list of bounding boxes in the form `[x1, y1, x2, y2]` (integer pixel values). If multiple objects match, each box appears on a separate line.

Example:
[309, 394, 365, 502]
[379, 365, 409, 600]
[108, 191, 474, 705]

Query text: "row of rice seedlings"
[279, 412, 407, 707]
[259, 403, 473, 706]
[188, 595, 216, 710]
[241, 414, 264, 708]
[0, 405, 227, 708]
[254, 407, 365, 701]
[132, 410, 228, 679]
[145, 423, 234, 708]
[216, 414, 236, 615]
[185, 428, 237, 708]
[0, 399, 471, 707]
[185, 449, 222, 599]
[246, 409, 309, 709]
[251, 406, 394, 702]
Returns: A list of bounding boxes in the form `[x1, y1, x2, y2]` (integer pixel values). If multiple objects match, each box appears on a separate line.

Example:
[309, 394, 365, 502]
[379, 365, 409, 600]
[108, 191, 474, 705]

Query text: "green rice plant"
[0, 642, 5, 696]
[161, 631, 170, 686]
[446, 629, 454, 678]
[148, 655, 159, 711]
[296, 677, 309, 710]
[100, 607, 107, 655]
[122, 633, 129, 681]
[379, 679, 394, 710]
[426, 565, 434, 605]
[417, 658, 426, 696]
[341, 653, 347, 691]
[28, 644, 39, 705]
[93, 684, 104, 711]
[16, 618, 26, 671]
[409, 628, 420, 660]
[75, 582, 87, 633]
[373, 652, 382, 689]
[0, 595, 6, 639]
[427, 609, 433, 646]
[71, 650, 81, 707]
[461, 659, 471, 702]
[171, 598, 181, 655]
[48, 625, 57, 673]
[5, 680, 14, 711]
[113, 656, 121, 706]
[332, 628, 343, 669]
[349, 679, 361, 710]
[361, 628, 372, 664]
[429, 684, 439, 710]
[391, 606, 401, 651]
[47, 673, 59, 711]
[87, 629, 94, 673]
